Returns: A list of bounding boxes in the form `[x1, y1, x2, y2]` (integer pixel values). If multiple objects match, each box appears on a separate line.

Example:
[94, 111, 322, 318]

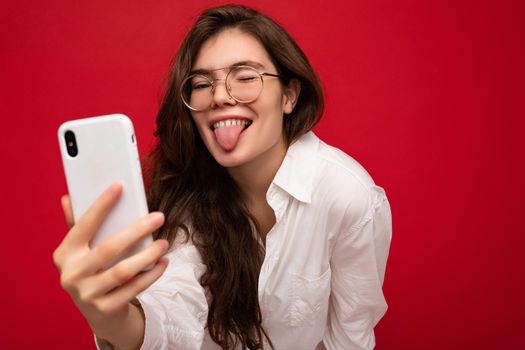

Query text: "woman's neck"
[227, 136, 287, 205]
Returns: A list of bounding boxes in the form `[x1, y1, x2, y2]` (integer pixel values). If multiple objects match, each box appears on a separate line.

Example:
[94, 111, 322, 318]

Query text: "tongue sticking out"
[214, 124, 245, 151]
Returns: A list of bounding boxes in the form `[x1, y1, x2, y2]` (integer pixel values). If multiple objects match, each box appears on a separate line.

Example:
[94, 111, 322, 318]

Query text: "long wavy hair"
[146, 4, 324, 349]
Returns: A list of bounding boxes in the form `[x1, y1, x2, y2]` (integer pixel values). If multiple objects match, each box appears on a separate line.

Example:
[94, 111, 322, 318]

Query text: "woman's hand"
[53, 183, 169, 342]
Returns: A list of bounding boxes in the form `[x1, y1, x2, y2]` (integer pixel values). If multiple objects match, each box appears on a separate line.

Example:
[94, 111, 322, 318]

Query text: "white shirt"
[96, 131, 392, 350]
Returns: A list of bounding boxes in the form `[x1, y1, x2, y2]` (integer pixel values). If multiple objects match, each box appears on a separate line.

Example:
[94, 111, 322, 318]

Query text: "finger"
[63, 182, 123, 248]
[81, 211, 165, 275]
[53, 194, 78, 270]
[89, 239, 169, 296]
[61, 194, 75, 228]
[95, 258, 169, 313]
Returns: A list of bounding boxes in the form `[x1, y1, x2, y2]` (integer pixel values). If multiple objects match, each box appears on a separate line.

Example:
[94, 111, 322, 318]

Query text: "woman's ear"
[282, 79, 301, 115]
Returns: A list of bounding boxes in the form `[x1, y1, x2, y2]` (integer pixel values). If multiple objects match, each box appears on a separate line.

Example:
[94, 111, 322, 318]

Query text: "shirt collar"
[271, 131, 320, 203]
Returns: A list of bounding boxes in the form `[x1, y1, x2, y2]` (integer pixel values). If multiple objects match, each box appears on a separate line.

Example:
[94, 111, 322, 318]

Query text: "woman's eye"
[193, 82, 211, 90]
[235, 75, 258, 82]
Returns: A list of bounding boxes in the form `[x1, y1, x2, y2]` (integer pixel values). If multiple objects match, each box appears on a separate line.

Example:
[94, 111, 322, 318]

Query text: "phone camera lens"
[65, 130, 78, 157]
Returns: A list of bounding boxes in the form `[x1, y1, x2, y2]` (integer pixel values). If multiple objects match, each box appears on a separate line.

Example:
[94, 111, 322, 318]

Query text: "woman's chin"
[211, 151, 247, 168]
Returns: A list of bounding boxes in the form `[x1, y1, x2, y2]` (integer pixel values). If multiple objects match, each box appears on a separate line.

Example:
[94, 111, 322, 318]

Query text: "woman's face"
[189, 28, 297, 169]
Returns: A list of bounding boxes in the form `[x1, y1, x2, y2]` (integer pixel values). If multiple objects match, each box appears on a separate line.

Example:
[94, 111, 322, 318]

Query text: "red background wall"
[1, 0, 524, 349]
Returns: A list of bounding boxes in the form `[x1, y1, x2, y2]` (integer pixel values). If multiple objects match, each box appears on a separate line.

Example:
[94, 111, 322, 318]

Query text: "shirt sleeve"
[94, 236, 209, 350]
[323, 185, 392, 350]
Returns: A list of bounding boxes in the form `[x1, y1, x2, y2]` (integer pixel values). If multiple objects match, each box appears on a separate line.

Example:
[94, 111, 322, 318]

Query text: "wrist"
[89, 303, 131, 339]
[91, 302, 145, 350]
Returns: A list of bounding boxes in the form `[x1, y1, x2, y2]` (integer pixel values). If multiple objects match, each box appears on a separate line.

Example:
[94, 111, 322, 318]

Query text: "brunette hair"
[146, 4, 323, 349]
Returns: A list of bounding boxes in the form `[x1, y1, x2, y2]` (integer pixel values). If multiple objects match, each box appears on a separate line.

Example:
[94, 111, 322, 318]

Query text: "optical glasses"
[180, 65, 284, 111]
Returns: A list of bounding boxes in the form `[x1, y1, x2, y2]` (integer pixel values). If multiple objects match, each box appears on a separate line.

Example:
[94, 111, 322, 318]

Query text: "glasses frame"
[180, 65, 284, 111]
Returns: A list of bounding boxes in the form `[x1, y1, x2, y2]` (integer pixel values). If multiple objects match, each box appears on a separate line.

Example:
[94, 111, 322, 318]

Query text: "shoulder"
[311, 138, 388, 232]
[315, 139, 376, 187]
[165, 228, 206, 267]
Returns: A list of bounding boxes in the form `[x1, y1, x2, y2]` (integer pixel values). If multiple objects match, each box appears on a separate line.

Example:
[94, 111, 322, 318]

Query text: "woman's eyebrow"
[231, 60, 264, 69]
[189, 61, 265, 75]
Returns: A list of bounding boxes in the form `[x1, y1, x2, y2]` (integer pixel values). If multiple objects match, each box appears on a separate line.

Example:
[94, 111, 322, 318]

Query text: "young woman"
[54, 5, 392, 350]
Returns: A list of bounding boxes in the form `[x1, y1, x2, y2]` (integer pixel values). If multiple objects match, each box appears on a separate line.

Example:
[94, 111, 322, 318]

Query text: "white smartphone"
[58, 113, 153, 270]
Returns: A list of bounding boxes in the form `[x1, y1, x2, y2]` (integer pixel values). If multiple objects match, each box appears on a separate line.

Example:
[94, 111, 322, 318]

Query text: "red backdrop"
[1, 0, 524, 349]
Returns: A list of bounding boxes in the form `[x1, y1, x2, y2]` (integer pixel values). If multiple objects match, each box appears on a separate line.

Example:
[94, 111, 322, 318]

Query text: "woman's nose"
[210, 79, 236, 108]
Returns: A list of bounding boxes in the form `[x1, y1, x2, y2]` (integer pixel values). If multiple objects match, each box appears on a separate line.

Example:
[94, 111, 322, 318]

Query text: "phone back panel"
[58, 114, 151, 266]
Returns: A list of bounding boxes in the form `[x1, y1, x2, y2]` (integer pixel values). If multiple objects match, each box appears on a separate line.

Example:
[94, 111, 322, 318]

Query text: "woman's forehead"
[192, 28, 274, 71]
